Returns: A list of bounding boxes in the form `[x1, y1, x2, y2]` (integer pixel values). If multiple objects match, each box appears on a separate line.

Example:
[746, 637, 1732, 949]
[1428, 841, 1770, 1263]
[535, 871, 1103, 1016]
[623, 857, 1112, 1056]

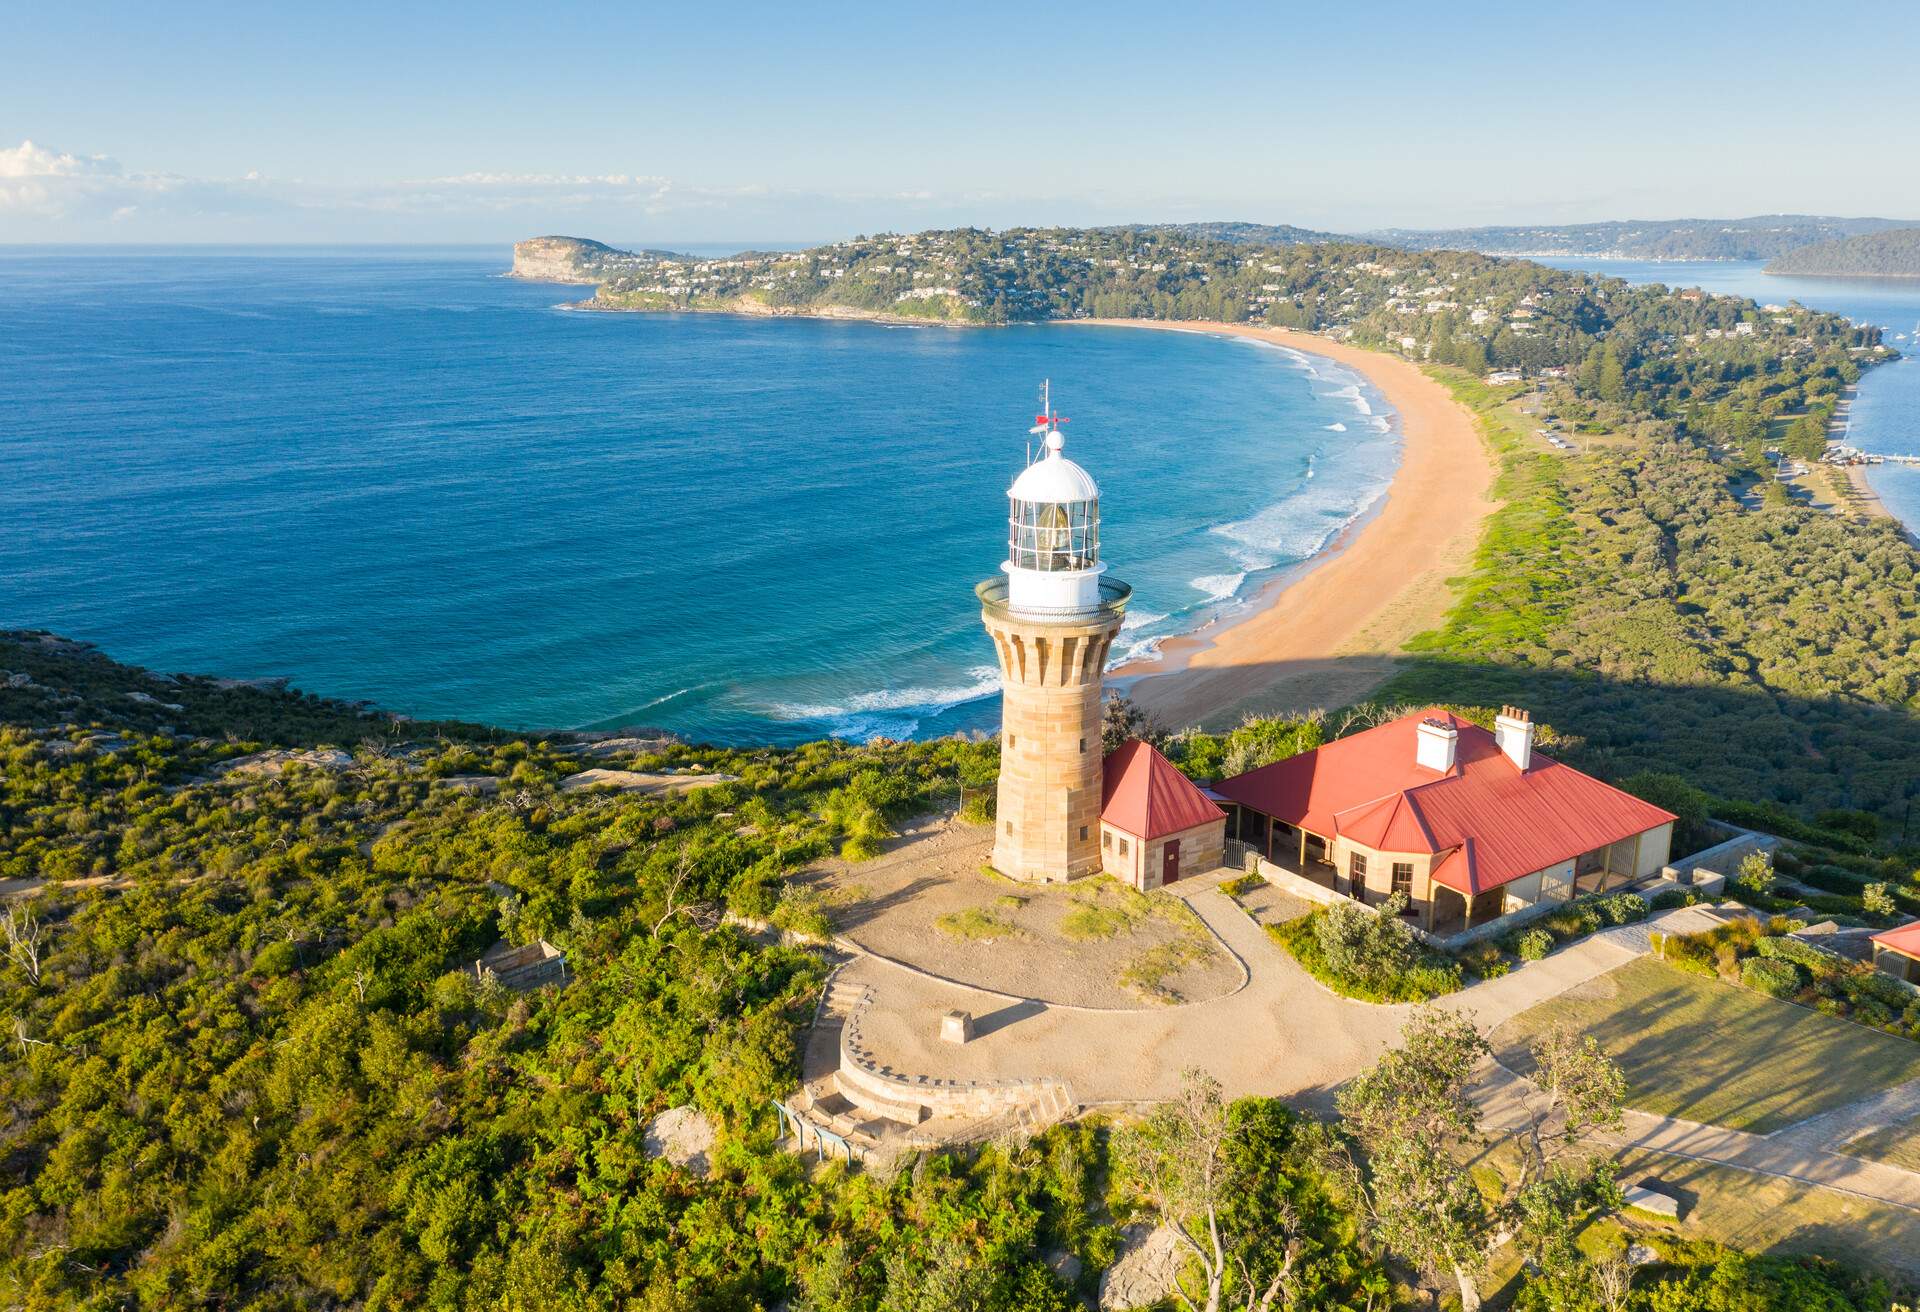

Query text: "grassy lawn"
[1604, 1149, 1920, 1284]
[1842, 1112, 1920, 1173]
[933, 906, 1020, 941]
[1491, 956, 1920, 1134]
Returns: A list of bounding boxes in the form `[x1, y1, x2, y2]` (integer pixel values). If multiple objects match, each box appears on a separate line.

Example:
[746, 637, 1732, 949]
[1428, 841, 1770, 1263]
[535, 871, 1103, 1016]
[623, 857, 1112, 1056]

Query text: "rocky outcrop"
[510, 236, 626, 284]
[643, 1105, 716, 1174]
[1098, 1223, 1185, 1311]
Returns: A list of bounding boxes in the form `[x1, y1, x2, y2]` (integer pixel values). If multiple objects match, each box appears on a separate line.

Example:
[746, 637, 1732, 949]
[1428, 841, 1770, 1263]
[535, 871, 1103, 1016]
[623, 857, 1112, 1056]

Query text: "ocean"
[0, 247, 1397, 743]
[1536, 258, 1920, 530]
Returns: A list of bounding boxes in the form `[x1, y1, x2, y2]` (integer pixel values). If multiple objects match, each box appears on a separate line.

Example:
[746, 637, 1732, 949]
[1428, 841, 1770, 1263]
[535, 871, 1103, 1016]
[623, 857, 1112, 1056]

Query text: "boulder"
[1623, 1184, 1681, 1219]
[1099, 1223, 1185, 1311]
[643, 1105, 716, 1175]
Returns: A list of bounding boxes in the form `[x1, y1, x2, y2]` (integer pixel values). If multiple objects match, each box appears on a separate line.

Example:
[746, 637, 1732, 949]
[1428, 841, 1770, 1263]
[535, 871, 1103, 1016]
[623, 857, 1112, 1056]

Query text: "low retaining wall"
[1668, 826, 1778, 880]
[1237, 853, 1349, 909]
[838, 989, 1075, 1123]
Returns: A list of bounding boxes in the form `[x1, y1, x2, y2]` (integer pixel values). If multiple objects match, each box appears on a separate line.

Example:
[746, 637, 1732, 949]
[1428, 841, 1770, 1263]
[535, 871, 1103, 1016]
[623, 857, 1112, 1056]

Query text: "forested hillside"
[1373, 215, 1910, 260]
[4, 634, 1912, 1307]
[1767, 227, 1920, 278]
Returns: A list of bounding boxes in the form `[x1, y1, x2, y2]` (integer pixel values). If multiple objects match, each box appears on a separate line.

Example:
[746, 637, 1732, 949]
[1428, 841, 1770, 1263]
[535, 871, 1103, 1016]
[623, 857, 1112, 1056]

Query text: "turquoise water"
[1537, 258, 1920, 531]
[0, 247, 1396, 743]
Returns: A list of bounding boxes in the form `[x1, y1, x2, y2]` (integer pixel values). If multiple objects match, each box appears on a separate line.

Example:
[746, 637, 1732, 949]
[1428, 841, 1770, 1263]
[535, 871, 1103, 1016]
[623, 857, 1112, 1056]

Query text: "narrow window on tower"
[1079, 737, 1086, 753]
[1079, 825, 1088, 841]
[1005, 821, 1013, 836]
[1007, 733, 1016, 749]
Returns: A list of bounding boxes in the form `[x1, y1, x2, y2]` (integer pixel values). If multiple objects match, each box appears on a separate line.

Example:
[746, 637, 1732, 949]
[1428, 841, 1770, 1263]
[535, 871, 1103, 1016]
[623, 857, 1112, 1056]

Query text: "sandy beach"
[1085, 321, 1498, 730]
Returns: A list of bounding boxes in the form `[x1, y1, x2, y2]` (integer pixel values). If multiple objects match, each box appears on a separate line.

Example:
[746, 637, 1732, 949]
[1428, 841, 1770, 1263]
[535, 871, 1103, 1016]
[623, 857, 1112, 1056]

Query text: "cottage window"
[1118, 837, 1129, 857]
[1103, 831, 1112, 851]
[1392, 862, 1414, 896]
[1349, 852, 1368, 881]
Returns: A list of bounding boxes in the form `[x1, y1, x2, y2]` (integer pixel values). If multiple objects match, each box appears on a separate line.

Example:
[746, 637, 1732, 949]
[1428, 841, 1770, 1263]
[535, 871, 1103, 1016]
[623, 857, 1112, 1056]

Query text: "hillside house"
[1214, 708, 1676, 937]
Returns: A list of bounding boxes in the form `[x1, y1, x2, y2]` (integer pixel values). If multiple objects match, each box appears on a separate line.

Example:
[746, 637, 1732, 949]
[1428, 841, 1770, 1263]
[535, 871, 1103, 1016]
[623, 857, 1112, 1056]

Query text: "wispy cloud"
[0, 140, 1002, 241]
[0, 139, 1148, 242]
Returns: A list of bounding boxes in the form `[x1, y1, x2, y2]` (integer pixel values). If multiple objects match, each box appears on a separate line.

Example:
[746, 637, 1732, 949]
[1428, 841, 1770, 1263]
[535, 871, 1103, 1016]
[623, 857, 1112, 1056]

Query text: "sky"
[5, 0, 1918, 245]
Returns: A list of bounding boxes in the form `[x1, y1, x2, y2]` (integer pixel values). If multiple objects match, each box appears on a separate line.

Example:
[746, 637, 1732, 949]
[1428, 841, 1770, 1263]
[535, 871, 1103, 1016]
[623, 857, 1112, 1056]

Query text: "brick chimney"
[1415, 717, 1458, 772]
[1494, 705, 1534, 771]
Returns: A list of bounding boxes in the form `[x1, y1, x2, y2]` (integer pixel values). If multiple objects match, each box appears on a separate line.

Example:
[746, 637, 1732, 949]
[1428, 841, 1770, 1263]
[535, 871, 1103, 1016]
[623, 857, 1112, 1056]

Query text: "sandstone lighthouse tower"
[977, 386, 1130, 882]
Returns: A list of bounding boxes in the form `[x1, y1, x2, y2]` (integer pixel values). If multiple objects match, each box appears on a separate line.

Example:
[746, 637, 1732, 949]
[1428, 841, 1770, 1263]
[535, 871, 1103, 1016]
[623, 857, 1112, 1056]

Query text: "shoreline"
[1081, 320, 1498, 730]
[540, 296, 1503, 730]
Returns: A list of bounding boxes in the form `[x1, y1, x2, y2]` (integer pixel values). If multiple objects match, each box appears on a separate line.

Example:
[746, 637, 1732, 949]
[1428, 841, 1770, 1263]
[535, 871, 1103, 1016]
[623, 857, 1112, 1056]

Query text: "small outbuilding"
[1099, 739, 1227, 891]
[1871, 922, 1920, 985]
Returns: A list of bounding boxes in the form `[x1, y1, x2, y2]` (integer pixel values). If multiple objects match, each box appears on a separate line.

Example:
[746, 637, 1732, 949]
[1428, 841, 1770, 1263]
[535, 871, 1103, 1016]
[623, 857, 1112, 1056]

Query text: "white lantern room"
[1004, 427, 1106, 617]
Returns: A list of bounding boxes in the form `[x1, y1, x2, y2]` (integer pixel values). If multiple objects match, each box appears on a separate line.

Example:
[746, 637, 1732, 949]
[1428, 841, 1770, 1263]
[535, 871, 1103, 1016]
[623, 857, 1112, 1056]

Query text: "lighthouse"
[977, 386, 1131, 882]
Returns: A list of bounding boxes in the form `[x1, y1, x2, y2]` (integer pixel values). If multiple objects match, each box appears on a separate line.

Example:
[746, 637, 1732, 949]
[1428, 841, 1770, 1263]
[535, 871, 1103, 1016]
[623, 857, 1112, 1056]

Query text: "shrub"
[1599, 892, 1648, 925]
[1650, 888, 1698, 911]
[1741, 957, 1802, 998]
[1862, 882, 1897, 917]
[1734, 851, 1775, 898]
[1273, 910, 1461, 1003]
[1219, 873, 1263, 898]
[1753, 934, 1842, 977]
[1453, 939, 1509, 980]
[1314, 895, 1418, 987]
[1515, 927, 1555, 961]
[1844, 970, 1916, 1011]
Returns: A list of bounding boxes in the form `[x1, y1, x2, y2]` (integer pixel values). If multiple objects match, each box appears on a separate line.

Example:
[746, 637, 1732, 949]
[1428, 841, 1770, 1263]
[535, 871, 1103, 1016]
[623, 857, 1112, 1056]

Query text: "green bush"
[1844, 970, 1916, 1011]
[1452, 939, 1509, 980]
[1741, 956, 1802, 998]
[1515, 927, 1555, 961]
[1599, 892, 1649, 924]
[1650, 888, 1698, 911]
[252, 939, 302, 976]
[1271, 911, 1461, 1004]
[1753, 934, 1842, 977]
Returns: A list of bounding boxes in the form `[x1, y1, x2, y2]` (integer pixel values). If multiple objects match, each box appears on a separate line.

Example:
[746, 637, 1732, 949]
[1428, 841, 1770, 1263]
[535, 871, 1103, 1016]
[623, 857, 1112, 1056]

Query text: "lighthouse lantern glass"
[1009, 496, 1098, 571]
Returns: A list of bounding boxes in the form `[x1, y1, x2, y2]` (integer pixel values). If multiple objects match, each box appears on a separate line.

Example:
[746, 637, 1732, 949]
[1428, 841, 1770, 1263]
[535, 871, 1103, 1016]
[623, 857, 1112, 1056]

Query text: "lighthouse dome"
[1007, 430, 1099, 503]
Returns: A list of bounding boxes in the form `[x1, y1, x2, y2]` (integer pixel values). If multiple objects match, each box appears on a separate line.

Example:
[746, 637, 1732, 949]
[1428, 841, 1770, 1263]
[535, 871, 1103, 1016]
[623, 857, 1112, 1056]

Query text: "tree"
[1735, 851, 1775, 897]
[1114, 1070, 1314, 1312]
[1, 904, 45, 985]
[1103, 694, 1170, 755]
[1596, 344, 1628, 403]
[1331, 1011, 1627, 1311]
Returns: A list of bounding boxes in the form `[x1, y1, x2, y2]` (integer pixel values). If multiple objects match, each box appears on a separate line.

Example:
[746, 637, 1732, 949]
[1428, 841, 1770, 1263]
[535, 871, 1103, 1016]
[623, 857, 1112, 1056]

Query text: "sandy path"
[1080, 321, 1498, 731]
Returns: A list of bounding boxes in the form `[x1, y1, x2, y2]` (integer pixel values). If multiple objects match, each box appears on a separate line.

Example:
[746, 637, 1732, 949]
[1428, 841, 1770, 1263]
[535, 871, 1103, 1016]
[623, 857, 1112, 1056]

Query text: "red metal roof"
[1872, 922, 1920, 961]
[1213, 708, 1677, 895]
[1101, 739, 1226, 841]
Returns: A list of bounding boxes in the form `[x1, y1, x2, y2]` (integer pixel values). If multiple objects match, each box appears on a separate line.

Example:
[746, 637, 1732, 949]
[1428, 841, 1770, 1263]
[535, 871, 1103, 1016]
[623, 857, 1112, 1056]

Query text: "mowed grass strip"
[1491, 956, 1920, 1134]
[1841, 1112, 1920, 1172]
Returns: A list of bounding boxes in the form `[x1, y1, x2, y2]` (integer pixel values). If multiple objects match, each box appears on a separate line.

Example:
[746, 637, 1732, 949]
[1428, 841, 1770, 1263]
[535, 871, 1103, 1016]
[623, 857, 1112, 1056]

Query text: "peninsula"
[1767, 226, 1920, 279]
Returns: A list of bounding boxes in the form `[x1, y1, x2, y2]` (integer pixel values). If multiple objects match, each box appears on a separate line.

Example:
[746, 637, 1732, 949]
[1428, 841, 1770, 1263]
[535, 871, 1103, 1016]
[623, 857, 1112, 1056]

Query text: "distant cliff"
[510, 235, 691, 283]
[1766, 227, 1920, 279]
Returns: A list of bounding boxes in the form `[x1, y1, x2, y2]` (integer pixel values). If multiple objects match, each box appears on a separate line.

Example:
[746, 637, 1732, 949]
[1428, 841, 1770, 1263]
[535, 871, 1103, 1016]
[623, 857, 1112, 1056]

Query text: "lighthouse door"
[1161, 839, 1182, 885]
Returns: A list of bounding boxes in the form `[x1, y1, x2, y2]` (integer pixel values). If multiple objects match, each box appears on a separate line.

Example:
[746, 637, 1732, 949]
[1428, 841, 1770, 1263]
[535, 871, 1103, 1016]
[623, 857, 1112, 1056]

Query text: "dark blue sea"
[0, 247, 1395, 742]
[1539, 258, 1920, 530]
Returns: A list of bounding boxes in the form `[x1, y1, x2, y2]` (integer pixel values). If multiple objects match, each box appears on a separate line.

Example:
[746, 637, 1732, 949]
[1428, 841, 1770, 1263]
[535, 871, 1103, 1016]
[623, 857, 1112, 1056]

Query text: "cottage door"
[1161, 839, 1182, 885]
